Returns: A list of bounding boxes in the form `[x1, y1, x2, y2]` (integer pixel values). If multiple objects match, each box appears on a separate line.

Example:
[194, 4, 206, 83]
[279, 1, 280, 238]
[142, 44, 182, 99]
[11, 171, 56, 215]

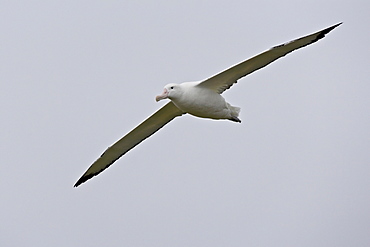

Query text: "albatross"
[74, 23, 341, 187]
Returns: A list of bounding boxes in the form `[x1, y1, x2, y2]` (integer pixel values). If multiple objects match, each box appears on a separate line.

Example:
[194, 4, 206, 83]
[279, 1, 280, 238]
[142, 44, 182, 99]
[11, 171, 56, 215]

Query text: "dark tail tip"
[229, 117, 242, 123]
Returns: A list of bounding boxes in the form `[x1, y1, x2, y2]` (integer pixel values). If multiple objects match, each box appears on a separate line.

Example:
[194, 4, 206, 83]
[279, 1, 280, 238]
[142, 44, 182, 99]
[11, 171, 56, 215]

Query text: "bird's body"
[74, 23, 342, 187]
[156, 81, 241, 122]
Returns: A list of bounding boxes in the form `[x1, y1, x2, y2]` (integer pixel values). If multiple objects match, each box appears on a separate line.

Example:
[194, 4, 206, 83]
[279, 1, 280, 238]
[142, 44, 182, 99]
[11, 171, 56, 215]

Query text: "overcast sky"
[1, 1, 369, 247]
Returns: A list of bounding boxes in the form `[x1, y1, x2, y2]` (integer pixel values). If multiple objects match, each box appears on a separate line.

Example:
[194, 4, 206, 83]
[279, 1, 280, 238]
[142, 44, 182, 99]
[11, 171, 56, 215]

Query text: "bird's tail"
[232, 106, 241, 116]
[227, 104, 241, 123]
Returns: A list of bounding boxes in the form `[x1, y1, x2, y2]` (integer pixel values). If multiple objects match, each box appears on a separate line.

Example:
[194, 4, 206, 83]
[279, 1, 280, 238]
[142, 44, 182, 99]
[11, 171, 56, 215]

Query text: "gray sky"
[1, 1, 369, 246]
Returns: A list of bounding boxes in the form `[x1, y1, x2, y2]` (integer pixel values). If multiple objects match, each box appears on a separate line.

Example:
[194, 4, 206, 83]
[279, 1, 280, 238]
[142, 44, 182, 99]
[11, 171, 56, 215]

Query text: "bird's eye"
[170, 86, 174, 89]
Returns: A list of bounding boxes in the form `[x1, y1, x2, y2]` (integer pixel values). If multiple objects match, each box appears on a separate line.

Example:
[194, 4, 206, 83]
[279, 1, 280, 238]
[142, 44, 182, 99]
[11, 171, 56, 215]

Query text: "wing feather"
[74, 102, 184, 187]
[198, 23, 342, 94]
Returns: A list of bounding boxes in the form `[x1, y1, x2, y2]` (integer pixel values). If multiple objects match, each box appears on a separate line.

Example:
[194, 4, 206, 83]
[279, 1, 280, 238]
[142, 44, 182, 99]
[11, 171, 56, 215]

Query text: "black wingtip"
[327, 22, 343, 31]
[73, 179, 83, 188]
[306, 22, 342, 46]
[73, 174, 94, 187]
[331, 22, 343, 28]
[318, 22, 342, 38]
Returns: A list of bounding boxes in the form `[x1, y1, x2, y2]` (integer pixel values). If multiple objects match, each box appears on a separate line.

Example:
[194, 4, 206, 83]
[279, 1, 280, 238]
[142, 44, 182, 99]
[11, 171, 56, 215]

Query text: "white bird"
[74, 23, 341, 187]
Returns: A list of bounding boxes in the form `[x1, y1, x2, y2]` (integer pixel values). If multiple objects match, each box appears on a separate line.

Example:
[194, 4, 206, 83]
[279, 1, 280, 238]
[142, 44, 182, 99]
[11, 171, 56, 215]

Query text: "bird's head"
[155, 83, 182, 102]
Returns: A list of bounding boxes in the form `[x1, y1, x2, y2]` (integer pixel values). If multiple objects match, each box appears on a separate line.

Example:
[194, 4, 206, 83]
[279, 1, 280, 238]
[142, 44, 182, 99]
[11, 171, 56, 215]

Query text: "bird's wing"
[197, 23, 342, 94]
[74, 102, 184, 187]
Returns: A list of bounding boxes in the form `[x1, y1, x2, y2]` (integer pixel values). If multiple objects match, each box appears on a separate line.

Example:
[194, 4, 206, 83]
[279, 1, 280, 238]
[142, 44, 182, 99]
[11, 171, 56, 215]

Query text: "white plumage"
[156, 82, 241, 122]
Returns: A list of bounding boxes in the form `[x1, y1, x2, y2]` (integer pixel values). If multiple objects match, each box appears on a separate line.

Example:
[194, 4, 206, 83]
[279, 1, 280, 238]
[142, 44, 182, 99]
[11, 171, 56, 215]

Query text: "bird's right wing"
[74, 102, 184, 187]
[198, 23, 342, 94]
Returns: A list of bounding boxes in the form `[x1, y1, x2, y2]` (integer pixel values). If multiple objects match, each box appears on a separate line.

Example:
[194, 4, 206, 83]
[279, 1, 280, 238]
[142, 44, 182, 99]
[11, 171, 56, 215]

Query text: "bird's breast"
[171, 89, 229, 119]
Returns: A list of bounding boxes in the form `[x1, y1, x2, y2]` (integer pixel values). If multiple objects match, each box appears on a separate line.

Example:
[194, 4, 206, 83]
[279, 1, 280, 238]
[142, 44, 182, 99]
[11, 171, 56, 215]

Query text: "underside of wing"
[198, 23, 342, 94]
[74, 102, 184, 187]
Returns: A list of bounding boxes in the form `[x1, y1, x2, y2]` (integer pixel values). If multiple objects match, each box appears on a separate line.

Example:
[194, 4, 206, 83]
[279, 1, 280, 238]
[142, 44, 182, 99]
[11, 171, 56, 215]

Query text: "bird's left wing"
[197, 23, 342, 94]
[74, 102, 184, 187]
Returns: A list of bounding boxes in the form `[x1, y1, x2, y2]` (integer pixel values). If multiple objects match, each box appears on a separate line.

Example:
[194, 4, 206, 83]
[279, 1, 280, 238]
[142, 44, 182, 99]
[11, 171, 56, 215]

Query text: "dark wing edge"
[74, 102, 184, 187]
[198, 22, 342, 94]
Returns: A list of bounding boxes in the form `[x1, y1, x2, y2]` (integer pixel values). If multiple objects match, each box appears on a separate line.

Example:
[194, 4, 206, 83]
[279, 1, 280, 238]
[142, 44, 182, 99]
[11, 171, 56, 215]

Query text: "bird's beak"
[155, 88, 169, 102]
